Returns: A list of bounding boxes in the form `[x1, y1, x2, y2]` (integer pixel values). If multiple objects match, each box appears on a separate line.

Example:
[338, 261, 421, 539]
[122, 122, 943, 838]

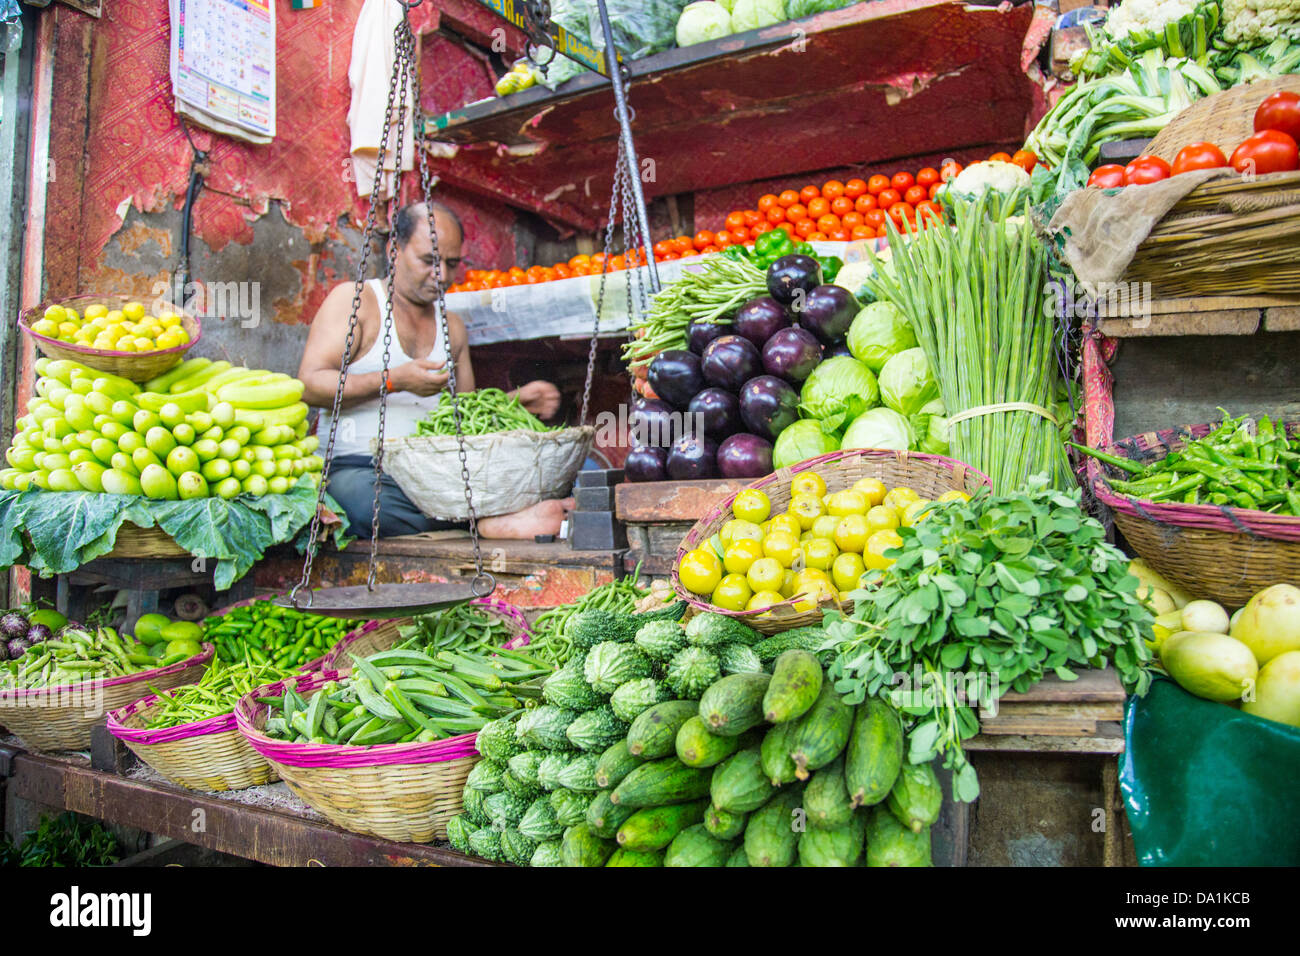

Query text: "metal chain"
[408, 17, 491, 592]
[583, 133, 629, 426]
[290, 4, 408, 608]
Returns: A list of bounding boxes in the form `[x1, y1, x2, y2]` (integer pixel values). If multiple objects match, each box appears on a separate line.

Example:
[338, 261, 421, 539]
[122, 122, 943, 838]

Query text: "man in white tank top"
[297, 202, 570, 539]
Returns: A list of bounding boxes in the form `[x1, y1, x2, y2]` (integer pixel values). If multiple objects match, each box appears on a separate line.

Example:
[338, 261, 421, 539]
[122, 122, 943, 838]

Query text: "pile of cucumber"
[449, 609, 935, 867]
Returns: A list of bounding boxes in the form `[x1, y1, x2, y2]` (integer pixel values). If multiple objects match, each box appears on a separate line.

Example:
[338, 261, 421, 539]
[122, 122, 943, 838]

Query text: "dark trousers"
[327, 455, 468, 539]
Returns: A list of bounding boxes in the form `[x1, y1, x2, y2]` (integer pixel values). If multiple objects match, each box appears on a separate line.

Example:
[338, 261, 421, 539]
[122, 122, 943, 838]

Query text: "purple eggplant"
[766, 255, 823, 307]
[0, 611, 28, 641]
[762, 327, 823, 384]
[701, 335, 763, 393]
[648, 350, 705, 410]
[26, 623, 51, 645]
[794, 285, 860, 346]
[717, 433, 774, 479]
[629, 397, 679, 449]
[7, 637, 31, 660]
[822, 341, 853, 359]
[624, 445, 669, 483]
[686, 319, 729, 355]
[687, 388, 743, 441]
[732, 297, 790, 349]
[738, 375, 800, 441]
[667, 433, 719, 481]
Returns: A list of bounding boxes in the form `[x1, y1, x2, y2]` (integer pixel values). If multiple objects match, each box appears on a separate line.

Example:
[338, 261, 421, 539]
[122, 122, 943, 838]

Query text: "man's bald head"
[394, 202, 464, 249]
[391, 202, 464, 306]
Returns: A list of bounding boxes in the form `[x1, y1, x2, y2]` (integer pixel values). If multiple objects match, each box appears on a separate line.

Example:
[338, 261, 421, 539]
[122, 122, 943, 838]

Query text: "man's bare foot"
[478, 497, 574, 539]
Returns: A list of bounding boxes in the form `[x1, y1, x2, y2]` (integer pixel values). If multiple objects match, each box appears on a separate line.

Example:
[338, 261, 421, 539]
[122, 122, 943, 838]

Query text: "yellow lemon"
[790, 471, 827, 499]
[43, 304, 67, 322]
[746, 589, 785, 612]
[811, 515, 840, 539]
[762, 531, 801, 569]
[866, 505, 900, 533]
[711, 573, 753, 612]
[122, 301, 146, 321]
[720, 518, 763, 547]
[768, 513, 803, 539]
[31, 318, 59, 337]
[832, 551, 867, 592]
[58, 321, 81, 338]
[746, 557, 784, 593]
[105, 309, 125, 325]
[803, 536, 839, 571]
[833, 513, 869, 554]
[852, 477, 888, 506]
[791, 567, 832, 591]
[884, 486, 920, 512]
[864, 529, 905, 570]
[132, 336, 153, 351]
[780, 570, 796, 598]
[789, 492, 826, 531]
[732, 488, 771, 524]
[723, 538, 764, 576]
[115, 338, 138, 352]
[902, 499, 933, 527]
[83, 303, 108, 321]
[63, 308, 81, 323]
[791, 578, 837, 612]
[826, 489, 869, 516]
[155, 330, 183, 350]
[159, 312, 182, 329]
[679, 547, 723, 595]
[937, 489, 971, 503]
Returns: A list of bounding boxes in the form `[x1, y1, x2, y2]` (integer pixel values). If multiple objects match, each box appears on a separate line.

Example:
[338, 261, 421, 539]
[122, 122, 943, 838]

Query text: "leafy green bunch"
[822, 475, 1155, 802]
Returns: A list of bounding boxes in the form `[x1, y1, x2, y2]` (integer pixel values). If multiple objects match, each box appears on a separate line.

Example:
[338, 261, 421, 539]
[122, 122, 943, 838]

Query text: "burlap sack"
[373, 427, 593, 520]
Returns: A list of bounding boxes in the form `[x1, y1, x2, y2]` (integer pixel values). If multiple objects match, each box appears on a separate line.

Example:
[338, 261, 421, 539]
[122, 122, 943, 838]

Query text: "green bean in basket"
[413, 388, 555, 437]
[203, 601, 361, 668]
[0, 626, 167, 691]
[143, 658, 292, 729]
[395, 603, 515, 655]
[259, 643, 554, 745]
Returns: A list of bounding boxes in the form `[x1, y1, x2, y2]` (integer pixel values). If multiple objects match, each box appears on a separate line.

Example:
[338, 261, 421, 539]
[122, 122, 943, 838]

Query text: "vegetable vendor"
[298, 201, 571, 538]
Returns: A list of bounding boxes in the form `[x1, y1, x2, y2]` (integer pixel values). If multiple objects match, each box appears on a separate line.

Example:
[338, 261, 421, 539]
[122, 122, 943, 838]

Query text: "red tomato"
[841, 211, 864, 229]
[715, 230, 734, 248]
[887, 202, 915, 228]
[829, 228, 851, 241]
[863, 208, 887, 230]
[750, 221, 773, 236]
[916, 167, 940, 187]
[1087, 164, 1127, 188]
[799, 185, 821, 204]
[793, 219, 815, 238]
[652, 240, 673, 257]
[742, 210, 763, 227]
[729, 225, 749, 241]
[725, 211, 747, 232]
[877, 188, 901, 208]
[1010, 150, 1038, 173]
[830, 196, 854, 217]
[778, 189, 801, 208]
[844, 178, 868, 198]
[866, 174, 890, 195]
[915, 200, 943, 224]
[806, 231, 828, 242]
[851, 224, 875, 240]
[660, 251, 679, 261]
[766, 205, 787, 224]
[822, 180, 846, 199]
[785, 203, 809, 222]
[700, 245, 720, 255]
[776, 222, 796, 236]
[904, 184, 928, 206]
[928, 182, 943, 200]
[816, 214, 841, 234]
[1171, 142, 1228, 176]
[988, 151, 1013, 163]
[939, 161, 962, 182]
[693, 230, 716, 250]
[854, 194, 878, 214]
[1230, 129, 1300, 175]
[757, 194, 780, 212]
[807, 197, 831, 219]
[1254, 91, 1300, 142]
[891, 171, 915, 192]
[1123, 156, 1171, 185]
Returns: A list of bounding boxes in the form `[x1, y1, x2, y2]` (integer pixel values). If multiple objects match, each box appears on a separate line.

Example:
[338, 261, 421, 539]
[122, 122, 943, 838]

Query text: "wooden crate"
[615, 478, 751, 576]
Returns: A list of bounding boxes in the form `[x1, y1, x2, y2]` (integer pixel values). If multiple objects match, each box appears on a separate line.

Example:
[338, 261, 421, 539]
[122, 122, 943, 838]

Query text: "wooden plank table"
[0, 745, 497, 868]
[615, 478, 750, 577]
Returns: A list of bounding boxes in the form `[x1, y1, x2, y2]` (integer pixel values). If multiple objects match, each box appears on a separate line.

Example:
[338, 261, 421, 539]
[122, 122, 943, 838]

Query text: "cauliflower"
[1104, 0, 1202, 40]
[939, 161, 1032, 221]
[1221, 0, 1300, 46]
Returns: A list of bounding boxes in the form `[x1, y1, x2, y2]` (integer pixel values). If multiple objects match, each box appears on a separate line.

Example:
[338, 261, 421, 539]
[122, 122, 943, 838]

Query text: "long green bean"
[413, 388, 554, 437]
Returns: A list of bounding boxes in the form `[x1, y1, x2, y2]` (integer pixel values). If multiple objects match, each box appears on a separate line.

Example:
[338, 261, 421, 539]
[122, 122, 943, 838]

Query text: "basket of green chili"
[1080, 413, 1300, 606]
[378, 389, 591, 520]
[108, 657, 295, 791]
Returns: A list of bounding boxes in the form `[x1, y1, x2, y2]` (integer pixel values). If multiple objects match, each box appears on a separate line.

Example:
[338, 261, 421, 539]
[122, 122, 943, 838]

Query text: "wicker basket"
[107, 694, 277, 791]
[0, 644, 213, 752]
[104, 524, 189, 559]
[1128, 77, 1300, 300]
[671, 448, 994, 635]
[20, 293, 202, 382]
[322, 597, 531, 669]
[1091, 421, 1300, 607]
[235, 669, 477, 843]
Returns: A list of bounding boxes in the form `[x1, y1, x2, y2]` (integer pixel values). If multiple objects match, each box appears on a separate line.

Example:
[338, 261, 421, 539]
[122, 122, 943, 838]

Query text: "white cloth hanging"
[348, 0, 415, 199]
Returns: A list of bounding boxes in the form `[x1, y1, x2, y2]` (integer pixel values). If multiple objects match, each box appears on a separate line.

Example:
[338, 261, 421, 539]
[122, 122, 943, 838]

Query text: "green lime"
[148, 641, 169, 658]
[134, 612, 172, 643]
[160, 620, 203, 643]
[164, 638, 202, 660]
[29, 609, 67, 631]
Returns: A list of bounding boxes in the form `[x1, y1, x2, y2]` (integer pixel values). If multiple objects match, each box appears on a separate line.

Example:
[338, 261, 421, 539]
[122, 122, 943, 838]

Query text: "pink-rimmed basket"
[321, 597, 532, 669]
[1089, 421, 1300, 607]
[0, 644, 214, 752]
[235, 669, 478, 842]
[671, 448, 994, 635]
[205, 593, 382, 673]
[107, 691, 277, 792]
[20, 293, 202, 382]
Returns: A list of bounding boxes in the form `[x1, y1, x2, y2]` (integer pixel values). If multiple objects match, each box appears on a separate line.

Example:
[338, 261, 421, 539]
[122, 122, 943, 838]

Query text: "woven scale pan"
[235, 669, 477, 843]
[107, 694, 278, 792]
[0, 645, 214, 752]
[1129, 76, 1300, 300]
[671, 448, 993, 635]
[1092, 421, 1300, 607]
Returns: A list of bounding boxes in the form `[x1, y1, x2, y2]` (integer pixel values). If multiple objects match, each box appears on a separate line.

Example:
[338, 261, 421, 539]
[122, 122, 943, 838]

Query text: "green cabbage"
[799, 356, 878, 434]
[786, 0, 854, 17]
[677, 2, 732, 45]
[920, 412, 950, 456]
[840, 407, 916, 452]
[772, 419, 839, 470]
[878, 347, 939, 418]
[731, 0, 786, 31]
[846, 301, 916, 373]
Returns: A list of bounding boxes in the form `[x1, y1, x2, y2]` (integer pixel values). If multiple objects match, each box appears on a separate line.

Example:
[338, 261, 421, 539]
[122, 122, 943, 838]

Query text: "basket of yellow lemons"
[670, 448, 993, 635]
[20, 294, 201, 382]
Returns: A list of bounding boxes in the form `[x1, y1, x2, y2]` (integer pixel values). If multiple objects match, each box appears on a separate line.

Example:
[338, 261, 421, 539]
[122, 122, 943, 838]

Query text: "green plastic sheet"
[1120, 678, 1300, 866]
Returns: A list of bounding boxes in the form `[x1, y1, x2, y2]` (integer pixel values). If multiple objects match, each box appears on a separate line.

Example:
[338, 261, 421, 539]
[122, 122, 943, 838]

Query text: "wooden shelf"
[423, 0, 1039, 230]
[1097, 296, 1300, 338]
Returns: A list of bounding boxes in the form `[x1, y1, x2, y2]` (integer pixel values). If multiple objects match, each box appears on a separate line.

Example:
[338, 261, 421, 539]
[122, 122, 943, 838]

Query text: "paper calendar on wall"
[169, 0, 277, 144]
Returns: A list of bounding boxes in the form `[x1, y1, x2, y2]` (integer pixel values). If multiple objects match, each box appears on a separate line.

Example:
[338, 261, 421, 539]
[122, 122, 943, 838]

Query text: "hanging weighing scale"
[281, 0, 660, 619]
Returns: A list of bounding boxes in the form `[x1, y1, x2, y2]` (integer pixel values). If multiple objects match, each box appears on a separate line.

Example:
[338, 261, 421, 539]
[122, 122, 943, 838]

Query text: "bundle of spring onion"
[143, 658, 291, 729]
[865, 195, 1073, 494]
[413, 388, 553, 437]
[622, 255, 766, 366]
[525, 574, 649, 667]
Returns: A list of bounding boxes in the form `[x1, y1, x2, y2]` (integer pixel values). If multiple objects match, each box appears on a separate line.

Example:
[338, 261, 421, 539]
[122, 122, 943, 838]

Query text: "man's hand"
[388, 359, 450, 397]
[514, 380, 561, 420]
